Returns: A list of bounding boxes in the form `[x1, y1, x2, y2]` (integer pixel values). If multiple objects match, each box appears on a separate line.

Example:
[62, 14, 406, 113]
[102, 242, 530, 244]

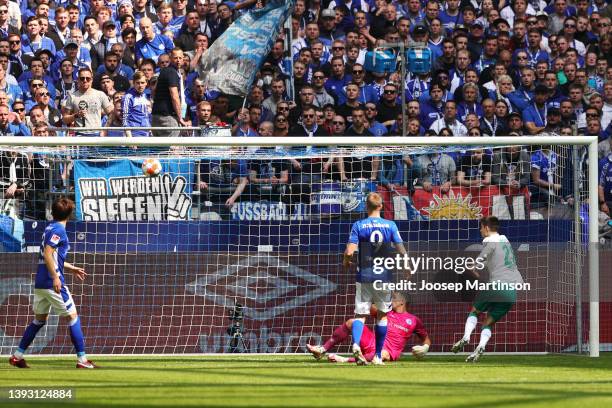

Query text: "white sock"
[463, 315, 478, 342]
[13, 350, 24, 359]
[78, 355, 88, 363]
[478, 328, 492, 350]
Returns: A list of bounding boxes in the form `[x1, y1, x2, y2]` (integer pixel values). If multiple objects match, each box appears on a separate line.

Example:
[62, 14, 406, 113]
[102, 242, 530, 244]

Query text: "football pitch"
[2, 354, 612, 407]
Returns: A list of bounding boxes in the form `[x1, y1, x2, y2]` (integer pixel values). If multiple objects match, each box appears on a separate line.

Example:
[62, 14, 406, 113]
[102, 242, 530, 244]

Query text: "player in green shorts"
[451, 216, 524, 362]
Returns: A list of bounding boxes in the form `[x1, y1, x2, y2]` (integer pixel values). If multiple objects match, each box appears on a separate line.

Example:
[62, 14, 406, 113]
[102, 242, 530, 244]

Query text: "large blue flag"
[198, 0, 295, 96]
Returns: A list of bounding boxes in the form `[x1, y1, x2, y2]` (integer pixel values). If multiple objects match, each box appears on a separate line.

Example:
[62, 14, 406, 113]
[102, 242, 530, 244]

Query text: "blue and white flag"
[198, 0, 295, 96]
[74, 159, 195, 221]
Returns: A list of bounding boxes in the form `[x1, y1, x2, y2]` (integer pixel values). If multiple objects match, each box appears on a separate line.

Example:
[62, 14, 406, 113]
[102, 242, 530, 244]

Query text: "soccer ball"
[142, 158, 162, 177]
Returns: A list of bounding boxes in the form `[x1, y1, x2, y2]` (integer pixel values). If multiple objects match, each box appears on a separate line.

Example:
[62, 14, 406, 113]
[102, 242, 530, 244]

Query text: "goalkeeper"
[452, 216, 525, 362]
[307, 291, 431, 363]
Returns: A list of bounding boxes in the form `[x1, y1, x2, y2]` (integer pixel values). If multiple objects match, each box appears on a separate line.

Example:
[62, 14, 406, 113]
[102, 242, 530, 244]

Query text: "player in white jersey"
[451, 216, 524, 362]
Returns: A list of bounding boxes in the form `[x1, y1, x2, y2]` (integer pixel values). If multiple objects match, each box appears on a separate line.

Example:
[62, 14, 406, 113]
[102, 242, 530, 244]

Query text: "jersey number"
[502, 244, 516, 268]
[369, 230, 383, 243]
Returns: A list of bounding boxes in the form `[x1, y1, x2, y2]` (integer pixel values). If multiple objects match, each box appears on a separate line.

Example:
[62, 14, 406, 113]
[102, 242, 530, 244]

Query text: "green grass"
[2, 354, 612, 407]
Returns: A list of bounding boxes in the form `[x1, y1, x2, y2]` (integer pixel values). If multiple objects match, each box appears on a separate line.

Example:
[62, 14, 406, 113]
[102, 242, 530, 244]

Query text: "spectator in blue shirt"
[523, 85, 550, 134]
[0, 104, 30, 135]
[21, 16, 56, 59]
[136, 17, 174, 64]
[599, 153, 612, 216]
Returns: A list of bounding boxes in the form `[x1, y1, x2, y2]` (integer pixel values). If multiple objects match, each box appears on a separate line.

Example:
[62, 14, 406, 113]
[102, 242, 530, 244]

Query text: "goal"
[0, 136, 602, 357]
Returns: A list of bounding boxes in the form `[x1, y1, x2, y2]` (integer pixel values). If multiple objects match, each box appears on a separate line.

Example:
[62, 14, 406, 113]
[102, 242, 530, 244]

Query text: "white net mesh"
[0, 140, 596, 355]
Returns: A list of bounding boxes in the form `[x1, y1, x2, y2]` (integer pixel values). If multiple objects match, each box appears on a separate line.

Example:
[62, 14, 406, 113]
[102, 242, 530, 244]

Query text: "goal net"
[0, 136, 604, 356]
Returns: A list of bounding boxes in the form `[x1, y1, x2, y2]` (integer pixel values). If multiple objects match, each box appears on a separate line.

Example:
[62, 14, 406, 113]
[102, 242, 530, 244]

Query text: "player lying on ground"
[9, 198, 98, 369]
[307, 291, 431, 363]
[451, 216, 524, 362]
[344, 192, 408, 365]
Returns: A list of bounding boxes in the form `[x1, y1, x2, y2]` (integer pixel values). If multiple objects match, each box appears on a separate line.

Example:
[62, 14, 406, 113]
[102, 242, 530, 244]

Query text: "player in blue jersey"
[9, 198, 98, 369]
[343, 192, 406, 365]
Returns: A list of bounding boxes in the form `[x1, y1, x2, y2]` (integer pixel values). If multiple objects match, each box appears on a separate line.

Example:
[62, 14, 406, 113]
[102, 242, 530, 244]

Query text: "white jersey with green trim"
[478, 233, 524, 284]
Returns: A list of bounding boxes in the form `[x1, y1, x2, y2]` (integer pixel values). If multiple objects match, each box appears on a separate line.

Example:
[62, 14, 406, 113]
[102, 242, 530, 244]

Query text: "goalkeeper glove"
[411, 344, 429, 359]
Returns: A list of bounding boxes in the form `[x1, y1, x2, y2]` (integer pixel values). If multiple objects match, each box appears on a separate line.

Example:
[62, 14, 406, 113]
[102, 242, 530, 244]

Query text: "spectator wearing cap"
[21, 16, 57, 60]
[50, 40, 88, 84]
[90, 19, 119, 71]
[94, 52, 132, 92]
[136, 17, 174, 64]
[411, 24, 428, 44]
[522, 84, 550, 134]
[543, 107, 564, 134]
[319, 8, 345, 48]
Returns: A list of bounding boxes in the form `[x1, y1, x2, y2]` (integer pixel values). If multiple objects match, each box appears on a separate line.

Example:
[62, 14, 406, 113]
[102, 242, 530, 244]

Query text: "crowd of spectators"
[0, 0, 611, 219]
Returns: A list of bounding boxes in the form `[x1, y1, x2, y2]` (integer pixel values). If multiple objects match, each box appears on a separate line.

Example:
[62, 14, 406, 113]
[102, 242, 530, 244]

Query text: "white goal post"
[0, 135, 600, 357]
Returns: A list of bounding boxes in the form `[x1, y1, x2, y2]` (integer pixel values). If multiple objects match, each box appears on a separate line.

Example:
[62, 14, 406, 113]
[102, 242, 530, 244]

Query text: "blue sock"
[69, 317, 86, 356]
[18, 319, 46, 353]
[351, 320, 364, 346]
[375, 320, 388, 358]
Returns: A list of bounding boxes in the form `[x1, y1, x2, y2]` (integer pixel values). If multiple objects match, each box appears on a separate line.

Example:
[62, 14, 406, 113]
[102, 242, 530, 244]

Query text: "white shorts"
[354, 282, 391, 315]
[33, 287, 77, 317]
